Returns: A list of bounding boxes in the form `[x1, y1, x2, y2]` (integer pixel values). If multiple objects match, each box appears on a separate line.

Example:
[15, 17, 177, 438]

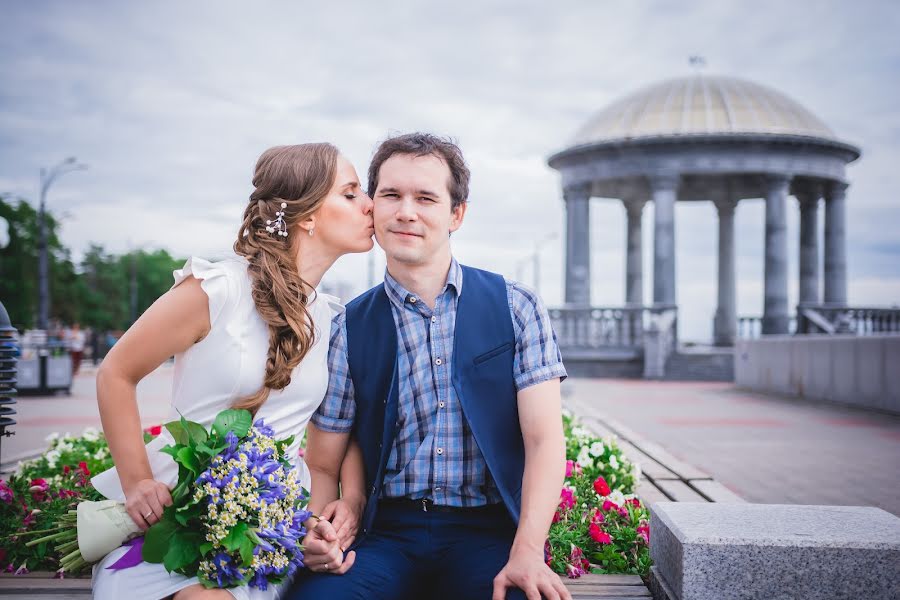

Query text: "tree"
[0, 194, 184, 331]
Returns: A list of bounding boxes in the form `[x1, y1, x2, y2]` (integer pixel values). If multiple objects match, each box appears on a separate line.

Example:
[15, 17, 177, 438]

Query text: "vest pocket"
[473, 342, 513, 365]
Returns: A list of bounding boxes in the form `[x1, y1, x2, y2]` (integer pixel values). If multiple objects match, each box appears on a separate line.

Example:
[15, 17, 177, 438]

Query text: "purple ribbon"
[106, 537, 144, 570]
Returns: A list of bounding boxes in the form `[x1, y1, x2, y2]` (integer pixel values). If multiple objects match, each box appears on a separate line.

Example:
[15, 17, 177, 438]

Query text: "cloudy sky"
[2, 0, 898, 341]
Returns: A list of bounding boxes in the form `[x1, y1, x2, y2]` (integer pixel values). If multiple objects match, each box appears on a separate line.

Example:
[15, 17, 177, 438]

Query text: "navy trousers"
[286, 502, 528, 600]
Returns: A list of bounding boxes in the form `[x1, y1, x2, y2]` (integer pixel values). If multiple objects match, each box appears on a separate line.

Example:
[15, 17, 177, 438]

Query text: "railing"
[738, 306, 900, 339]
[548, 305, 674, 352]
[797, 304, 900, 335]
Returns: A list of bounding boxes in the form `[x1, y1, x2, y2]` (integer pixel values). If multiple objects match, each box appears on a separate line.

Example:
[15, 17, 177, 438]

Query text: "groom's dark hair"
[368, 132, 470, 210]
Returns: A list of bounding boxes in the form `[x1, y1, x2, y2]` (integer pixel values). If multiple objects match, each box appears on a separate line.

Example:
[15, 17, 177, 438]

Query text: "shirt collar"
[383, 257, 463, 309]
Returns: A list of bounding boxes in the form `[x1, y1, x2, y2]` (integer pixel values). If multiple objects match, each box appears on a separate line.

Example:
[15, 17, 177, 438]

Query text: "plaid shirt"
[311, 258, 567, 507]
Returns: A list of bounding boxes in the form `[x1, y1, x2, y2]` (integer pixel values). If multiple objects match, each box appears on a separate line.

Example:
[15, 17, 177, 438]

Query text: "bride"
[90, 143, 374, 599]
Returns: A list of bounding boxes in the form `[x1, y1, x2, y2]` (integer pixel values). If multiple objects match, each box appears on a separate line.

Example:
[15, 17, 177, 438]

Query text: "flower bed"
[545, 412, 651, 578]
[0, 428, 156, 575]
[2, 414, 651, 579]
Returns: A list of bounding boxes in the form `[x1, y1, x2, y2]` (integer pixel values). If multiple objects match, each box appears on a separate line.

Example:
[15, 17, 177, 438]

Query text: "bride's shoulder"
[172, 253, 249, 326]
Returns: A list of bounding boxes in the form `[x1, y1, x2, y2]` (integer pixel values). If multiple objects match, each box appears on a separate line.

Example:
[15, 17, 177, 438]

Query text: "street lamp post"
[37, 157, 87, 330]
[516, 232, 558, 295]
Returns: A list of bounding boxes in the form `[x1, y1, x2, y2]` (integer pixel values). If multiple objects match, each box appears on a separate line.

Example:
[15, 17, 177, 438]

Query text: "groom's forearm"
[510, 379, 567, 557]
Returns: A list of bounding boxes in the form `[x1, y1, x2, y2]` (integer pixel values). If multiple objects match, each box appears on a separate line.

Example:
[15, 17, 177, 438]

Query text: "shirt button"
[435, 358, 443, 366]
[439, 402, 445, 408]
[431, 316, 437, 323]
[434, 486, 442, 491]
[436, 448, 444, 455]
[409, 296, 417, 303]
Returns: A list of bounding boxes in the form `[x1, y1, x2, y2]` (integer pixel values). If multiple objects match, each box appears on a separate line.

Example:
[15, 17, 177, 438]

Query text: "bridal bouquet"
[25, 409, 310, 590]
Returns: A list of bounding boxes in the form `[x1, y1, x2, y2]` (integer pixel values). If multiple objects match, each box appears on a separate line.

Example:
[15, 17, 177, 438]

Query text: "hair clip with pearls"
[265, 202, 289, 238]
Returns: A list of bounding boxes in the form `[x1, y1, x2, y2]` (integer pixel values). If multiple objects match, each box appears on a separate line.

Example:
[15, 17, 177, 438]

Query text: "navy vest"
[344, 266, 523, 538]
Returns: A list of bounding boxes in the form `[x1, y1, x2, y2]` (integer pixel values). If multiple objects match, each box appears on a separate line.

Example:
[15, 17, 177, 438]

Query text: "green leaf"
[239, 534, 255, 565]
[163, 533, 200, 573]
[170, 479, 190, 504]
[174, 502, 202, 526]
[142, 518, 179, 563]
[212, 409, 252, 439]
[222, 521, 249, 552]
[159, 444, 181, 459]
[199, 541, 214, 557]
[176, 447, 201, 475]
[164, 420, 189, 446]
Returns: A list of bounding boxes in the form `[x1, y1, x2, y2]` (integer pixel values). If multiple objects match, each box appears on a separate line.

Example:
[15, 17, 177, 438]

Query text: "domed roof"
[571, 75, 837, 146]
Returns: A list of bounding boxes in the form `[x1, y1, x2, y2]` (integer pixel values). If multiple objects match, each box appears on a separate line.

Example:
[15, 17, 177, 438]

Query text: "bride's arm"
[97, 276, 211, 530]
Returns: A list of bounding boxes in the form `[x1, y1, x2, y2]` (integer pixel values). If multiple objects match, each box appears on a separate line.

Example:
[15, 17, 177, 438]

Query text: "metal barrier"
[0, 300, 17, 464]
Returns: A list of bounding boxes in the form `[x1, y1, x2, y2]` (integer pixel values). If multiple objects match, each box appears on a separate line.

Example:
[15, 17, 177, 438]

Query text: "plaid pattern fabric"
[311, 258, 567, 507]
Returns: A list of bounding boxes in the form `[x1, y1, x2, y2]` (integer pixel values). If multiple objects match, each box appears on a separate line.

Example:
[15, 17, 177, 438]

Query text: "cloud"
[1, 0, 898, 341]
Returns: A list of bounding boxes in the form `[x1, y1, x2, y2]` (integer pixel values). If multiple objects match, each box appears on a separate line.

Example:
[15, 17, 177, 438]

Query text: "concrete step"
[664, 349, 734, 381]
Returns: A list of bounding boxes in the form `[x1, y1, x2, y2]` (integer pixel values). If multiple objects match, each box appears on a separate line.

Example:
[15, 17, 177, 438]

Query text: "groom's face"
[372, 153, 465, 266]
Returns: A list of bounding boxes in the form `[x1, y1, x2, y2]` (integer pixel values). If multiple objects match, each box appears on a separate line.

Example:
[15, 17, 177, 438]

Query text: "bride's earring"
[309, 227, 314, 237]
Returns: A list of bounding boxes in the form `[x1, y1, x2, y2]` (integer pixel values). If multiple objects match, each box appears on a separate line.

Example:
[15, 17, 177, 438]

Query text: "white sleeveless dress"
[90, 255, 342, 600]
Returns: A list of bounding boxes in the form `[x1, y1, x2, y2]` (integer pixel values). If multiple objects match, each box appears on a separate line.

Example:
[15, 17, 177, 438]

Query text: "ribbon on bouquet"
[106, 537, 144, 570]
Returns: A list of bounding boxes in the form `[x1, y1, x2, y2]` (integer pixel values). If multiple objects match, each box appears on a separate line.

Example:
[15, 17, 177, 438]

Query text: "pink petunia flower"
[601, 499, 619, 512]
[589, 522, 613, 544]
[558, 487, 577, 511]
[0, 480, 13, 504]
[637, 522, 650, 544]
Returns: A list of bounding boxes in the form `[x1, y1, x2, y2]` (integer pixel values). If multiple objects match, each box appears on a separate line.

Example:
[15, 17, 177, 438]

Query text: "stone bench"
[648, 502, 900, 600]
[0, 572, 653, 599]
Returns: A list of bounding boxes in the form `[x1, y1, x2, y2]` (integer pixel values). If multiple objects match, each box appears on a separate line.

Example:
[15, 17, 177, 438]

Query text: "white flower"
[576, 446, 591, 465]
[46, 449, 61, 463]
[609, 454, 619, 470]
[589, 441, 605, 457]
[571, 426, 590, 439]
[609, 490, 626, 506]
[45, 432, 59, 444]
[82, 427, 99, 441]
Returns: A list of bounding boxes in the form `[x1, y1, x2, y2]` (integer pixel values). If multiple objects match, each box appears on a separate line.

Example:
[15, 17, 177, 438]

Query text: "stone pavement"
[563, 378, 900, 517]
[1, 364, 173, 470]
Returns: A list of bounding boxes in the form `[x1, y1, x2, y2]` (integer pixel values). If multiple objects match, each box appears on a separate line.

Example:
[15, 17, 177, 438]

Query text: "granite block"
[650, 502, 900, 600]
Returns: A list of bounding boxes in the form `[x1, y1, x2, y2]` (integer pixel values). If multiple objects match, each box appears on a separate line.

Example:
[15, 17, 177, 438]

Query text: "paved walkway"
[1, 364, 173, 470]
[564, 378, 900, 517]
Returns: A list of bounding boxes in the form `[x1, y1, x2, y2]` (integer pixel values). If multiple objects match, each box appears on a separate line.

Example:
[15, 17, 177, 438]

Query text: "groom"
[289, 133, 570, 600]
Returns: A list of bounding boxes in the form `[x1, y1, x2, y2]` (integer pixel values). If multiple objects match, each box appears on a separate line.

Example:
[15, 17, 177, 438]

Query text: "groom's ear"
[449, 201, 467, 234]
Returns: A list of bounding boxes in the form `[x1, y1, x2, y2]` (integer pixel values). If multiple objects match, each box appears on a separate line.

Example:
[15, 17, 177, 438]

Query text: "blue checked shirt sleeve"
[507, 280, 568, 391]
[311, 312, 356, 433]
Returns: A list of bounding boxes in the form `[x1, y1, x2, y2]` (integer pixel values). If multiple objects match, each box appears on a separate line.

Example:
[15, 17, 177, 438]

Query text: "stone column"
[564, 185, 591, 305]
[824, 181, 848, 305]
[797, 185, 822, 306]
[624, 199, 646, 306]
[650, 174, 679, 306]
[762, 175, 791, 334]
[713, 197, 738, 346]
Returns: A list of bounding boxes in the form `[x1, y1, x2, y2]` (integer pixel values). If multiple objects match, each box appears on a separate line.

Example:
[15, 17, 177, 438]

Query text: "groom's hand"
[492, 546, 571, 600]
[320, 495, 365, 550]
[302, 518, 356, 575]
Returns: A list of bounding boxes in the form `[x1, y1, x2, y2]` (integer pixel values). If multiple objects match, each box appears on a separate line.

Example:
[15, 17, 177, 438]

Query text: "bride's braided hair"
[232, 143, 339, 414]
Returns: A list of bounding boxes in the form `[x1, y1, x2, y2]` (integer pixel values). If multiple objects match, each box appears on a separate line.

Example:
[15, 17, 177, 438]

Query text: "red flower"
[29, 479, 49, 502]
[0, 480, 13, 504]
[627, 498, 641, 508]
[602, 499, 619, 512]
[77, 462, 90, 477]
[57, 489, 79, 499]
[589, 522, 613, 545]
[565, 460, 574, 478]
[591, 508, 605, 524]
[144, 425, 162, 436]
[566, 545, 590, 578]
[593, 476, 611, 497]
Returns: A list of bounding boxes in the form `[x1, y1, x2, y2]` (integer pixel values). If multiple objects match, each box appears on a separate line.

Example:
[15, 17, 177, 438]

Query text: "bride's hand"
[321, 494, 366, 550]
[123, 479, 173, 530]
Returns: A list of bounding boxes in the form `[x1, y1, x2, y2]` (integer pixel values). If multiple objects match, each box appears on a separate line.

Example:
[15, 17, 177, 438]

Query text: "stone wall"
[734, 333, 900, 414]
